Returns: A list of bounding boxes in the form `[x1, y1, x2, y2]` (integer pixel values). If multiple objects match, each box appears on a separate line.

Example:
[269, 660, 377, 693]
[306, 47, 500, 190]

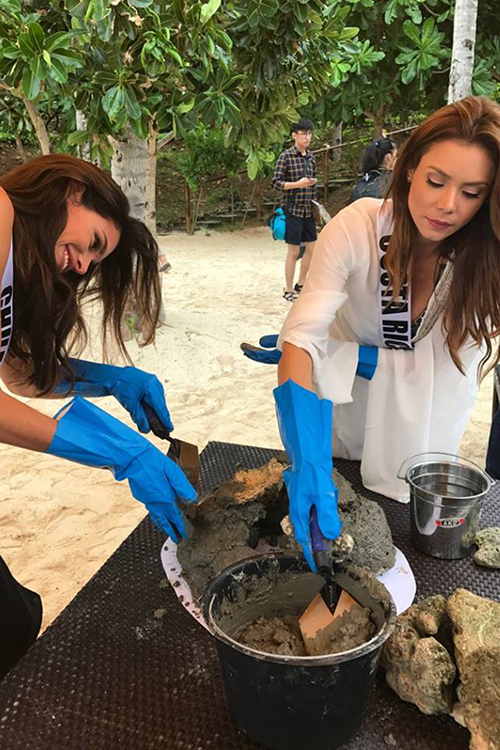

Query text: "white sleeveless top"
[0, 242, 14, 366]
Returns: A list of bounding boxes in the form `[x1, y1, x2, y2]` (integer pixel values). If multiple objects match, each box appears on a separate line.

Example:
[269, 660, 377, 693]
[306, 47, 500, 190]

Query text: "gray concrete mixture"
[237, 603, 376, 657]
[178, 457, 396, 602]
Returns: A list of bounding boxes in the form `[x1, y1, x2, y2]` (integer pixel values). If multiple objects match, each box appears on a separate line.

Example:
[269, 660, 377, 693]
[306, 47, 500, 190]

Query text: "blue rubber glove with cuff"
[56, 359, 172, 435]
[47, 397, 196, 541]
[274, 379, 342, 570]
[243, 337, 378, 380]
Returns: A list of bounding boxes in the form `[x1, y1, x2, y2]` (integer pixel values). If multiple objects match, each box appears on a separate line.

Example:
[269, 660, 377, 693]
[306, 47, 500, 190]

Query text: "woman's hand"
[59, 359, 173, 434]
[274, 378, 342, 570]
[46, 397, 196, 541]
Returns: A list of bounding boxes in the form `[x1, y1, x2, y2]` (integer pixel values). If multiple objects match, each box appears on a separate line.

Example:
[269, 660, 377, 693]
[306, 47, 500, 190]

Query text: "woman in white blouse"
[247, 96, 500, 568]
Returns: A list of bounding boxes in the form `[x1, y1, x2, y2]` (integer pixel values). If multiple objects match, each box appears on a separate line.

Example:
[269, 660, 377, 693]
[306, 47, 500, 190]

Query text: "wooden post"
[255, 179, 263, 221]
[185, 181, 193, 235]
[323, 149, 330, 201]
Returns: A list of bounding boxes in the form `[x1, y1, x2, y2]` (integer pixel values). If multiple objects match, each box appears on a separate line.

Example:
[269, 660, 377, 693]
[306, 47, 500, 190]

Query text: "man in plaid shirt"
[271, 118, 318, 302]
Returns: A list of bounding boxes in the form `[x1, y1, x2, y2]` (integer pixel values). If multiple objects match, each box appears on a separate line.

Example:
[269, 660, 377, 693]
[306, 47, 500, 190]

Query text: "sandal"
[294, 283, 303, 294]
[158, 254, 172, 273]
[283, 289, 297, 302]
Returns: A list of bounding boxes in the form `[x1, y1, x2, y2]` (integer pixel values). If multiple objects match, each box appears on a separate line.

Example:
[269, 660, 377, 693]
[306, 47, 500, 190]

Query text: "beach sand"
[0, 226, 495, 630]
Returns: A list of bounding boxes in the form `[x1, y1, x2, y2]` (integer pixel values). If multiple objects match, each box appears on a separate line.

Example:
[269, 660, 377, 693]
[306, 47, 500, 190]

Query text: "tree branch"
[157, 131, 174, 151]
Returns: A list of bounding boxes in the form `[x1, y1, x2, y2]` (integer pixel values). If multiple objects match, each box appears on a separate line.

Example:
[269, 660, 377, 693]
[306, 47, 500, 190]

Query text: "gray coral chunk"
[334, 470, 396, 575]
[474, 527, 500, 569]
[447, 589, 500, 750]
[381, 597, 456, 715]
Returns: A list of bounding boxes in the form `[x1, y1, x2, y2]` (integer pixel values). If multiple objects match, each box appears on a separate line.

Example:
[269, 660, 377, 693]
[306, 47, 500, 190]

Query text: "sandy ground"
[0, 226, 495, 630]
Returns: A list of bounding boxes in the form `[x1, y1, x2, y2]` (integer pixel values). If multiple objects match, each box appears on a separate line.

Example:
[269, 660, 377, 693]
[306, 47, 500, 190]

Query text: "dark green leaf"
[18, 33, 37, 58]
[94, 71, 120, 85]
[29, 57, 46, 80]
[102, 85, 125, 119]
[45, 32, 72, 52]
[124, 86, 142, 119]
[51, 49, 84, 67]
[402, 20, 420, 44]
[48, 58, 68, 84]
[22, 67, 40, 99]
[67, 129, 91, 146]
[27, 22, 45, 53]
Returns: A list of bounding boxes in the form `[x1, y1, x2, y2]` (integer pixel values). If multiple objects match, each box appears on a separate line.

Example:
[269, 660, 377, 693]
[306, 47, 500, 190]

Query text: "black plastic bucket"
[203, 554, 396, 750]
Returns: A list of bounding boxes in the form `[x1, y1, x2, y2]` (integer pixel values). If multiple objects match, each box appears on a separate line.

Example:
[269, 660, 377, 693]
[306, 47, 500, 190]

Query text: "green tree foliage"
[311, 0, 499, 134]
[64, 0, 239, 163]
[166, 124, 241, 191]
[225, 0, 366, 176]
[0, 0, 499, 173]
[0, 1, 83, 98]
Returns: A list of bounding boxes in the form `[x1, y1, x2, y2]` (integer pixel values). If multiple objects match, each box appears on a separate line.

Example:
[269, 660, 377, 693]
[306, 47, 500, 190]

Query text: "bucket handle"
[397, 456, 414, 481]
[397, 452, 496, 489]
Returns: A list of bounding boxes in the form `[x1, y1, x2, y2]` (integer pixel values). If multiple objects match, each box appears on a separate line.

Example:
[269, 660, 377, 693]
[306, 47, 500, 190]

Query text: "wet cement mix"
[237, 604, 376, 657]
[214, 564, 391, 658]
[175, 458, 395, 657]
[177, 455, 396, 602]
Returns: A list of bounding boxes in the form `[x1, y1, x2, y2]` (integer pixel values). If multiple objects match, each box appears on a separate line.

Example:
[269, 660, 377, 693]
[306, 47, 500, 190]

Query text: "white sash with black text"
[0, 243, 14, 366]
[377, 213, 413, 350]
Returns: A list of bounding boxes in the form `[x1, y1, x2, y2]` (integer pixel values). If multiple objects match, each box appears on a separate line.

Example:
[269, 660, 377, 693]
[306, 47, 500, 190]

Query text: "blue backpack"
[269, 207, 286, 241]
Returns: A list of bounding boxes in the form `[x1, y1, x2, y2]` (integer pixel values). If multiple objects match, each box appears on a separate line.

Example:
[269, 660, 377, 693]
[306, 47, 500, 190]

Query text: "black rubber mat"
[0, 441, 498, 750]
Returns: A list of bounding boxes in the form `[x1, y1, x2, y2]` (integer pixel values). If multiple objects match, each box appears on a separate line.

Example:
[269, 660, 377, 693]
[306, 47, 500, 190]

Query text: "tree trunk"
[364, 103, 388, 138]
[109, 128, 167, 338]
[22, 97, 51, 154]
[323, 148, 329, 200]
[145, 121, 158, 236]
[185, 182, 193, 234]
[75, 109, 91, 161]
[110, 127, 148, 221]
[331, 122, 342, 162]
[255, 179, 263, 221]
[448, 0, 478, 103]
[14, 134, 27, 162]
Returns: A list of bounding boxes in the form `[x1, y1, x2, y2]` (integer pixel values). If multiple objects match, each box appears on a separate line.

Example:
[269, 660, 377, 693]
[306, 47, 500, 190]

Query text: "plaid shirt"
[271, 145, 317, 218]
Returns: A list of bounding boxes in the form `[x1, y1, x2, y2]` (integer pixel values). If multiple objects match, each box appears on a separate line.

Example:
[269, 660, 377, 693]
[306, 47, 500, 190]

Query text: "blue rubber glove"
[274, 379, 342, 570]
[56, 359, 173, 435]
[243, 337, 379, 381]
[47, 397, 196, 541]
[241, 335, 281, 365]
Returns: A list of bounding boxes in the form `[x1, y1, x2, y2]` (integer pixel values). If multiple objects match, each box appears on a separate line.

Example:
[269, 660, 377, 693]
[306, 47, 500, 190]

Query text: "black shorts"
[285, 211, 317, 246]
[0, 555, 42, 680]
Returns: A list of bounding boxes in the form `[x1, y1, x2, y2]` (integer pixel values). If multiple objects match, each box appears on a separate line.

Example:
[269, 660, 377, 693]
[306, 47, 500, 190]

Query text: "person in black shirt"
[349, 137, 397, 204]
[271, 118, 318, 302]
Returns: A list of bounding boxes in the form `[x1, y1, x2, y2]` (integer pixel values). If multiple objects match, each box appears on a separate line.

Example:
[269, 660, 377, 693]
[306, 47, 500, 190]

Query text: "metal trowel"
[142, 402, 200, 493]
[299, 508, 357, 650]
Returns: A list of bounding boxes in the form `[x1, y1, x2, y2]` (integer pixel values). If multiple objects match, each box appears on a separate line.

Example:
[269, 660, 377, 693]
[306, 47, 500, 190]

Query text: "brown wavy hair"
[387, 95, 500, 376]
[0, 154, 161, 393]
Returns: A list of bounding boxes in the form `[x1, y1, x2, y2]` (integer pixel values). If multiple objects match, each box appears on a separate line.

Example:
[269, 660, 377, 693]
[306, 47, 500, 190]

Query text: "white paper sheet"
[160, 541, 416, 633]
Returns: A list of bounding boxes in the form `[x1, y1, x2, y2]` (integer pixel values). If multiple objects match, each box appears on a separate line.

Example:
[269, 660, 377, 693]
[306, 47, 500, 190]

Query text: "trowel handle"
[310, 506, 331, 553]
[143, 401, 172, 442]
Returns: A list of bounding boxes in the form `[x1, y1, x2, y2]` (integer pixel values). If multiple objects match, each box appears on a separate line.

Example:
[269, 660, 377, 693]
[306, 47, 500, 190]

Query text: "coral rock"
[474, 527, 500, 569]
[447, 589, 500, 750]
[381, 596, 456, 715]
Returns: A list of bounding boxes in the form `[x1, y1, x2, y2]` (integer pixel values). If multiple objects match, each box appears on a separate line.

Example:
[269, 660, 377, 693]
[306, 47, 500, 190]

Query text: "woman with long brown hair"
[246, 96, 500, 569]
[0, 155, 195, 678]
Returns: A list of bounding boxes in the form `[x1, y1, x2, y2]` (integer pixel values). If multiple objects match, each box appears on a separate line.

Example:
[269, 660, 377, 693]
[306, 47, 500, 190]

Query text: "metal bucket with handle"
[398, 452, 493, 559]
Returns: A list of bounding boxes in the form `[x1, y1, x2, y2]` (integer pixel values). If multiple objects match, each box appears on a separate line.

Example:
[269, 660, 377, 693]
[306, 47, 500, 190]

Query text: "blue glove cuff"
[356, 345, 378, 380]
